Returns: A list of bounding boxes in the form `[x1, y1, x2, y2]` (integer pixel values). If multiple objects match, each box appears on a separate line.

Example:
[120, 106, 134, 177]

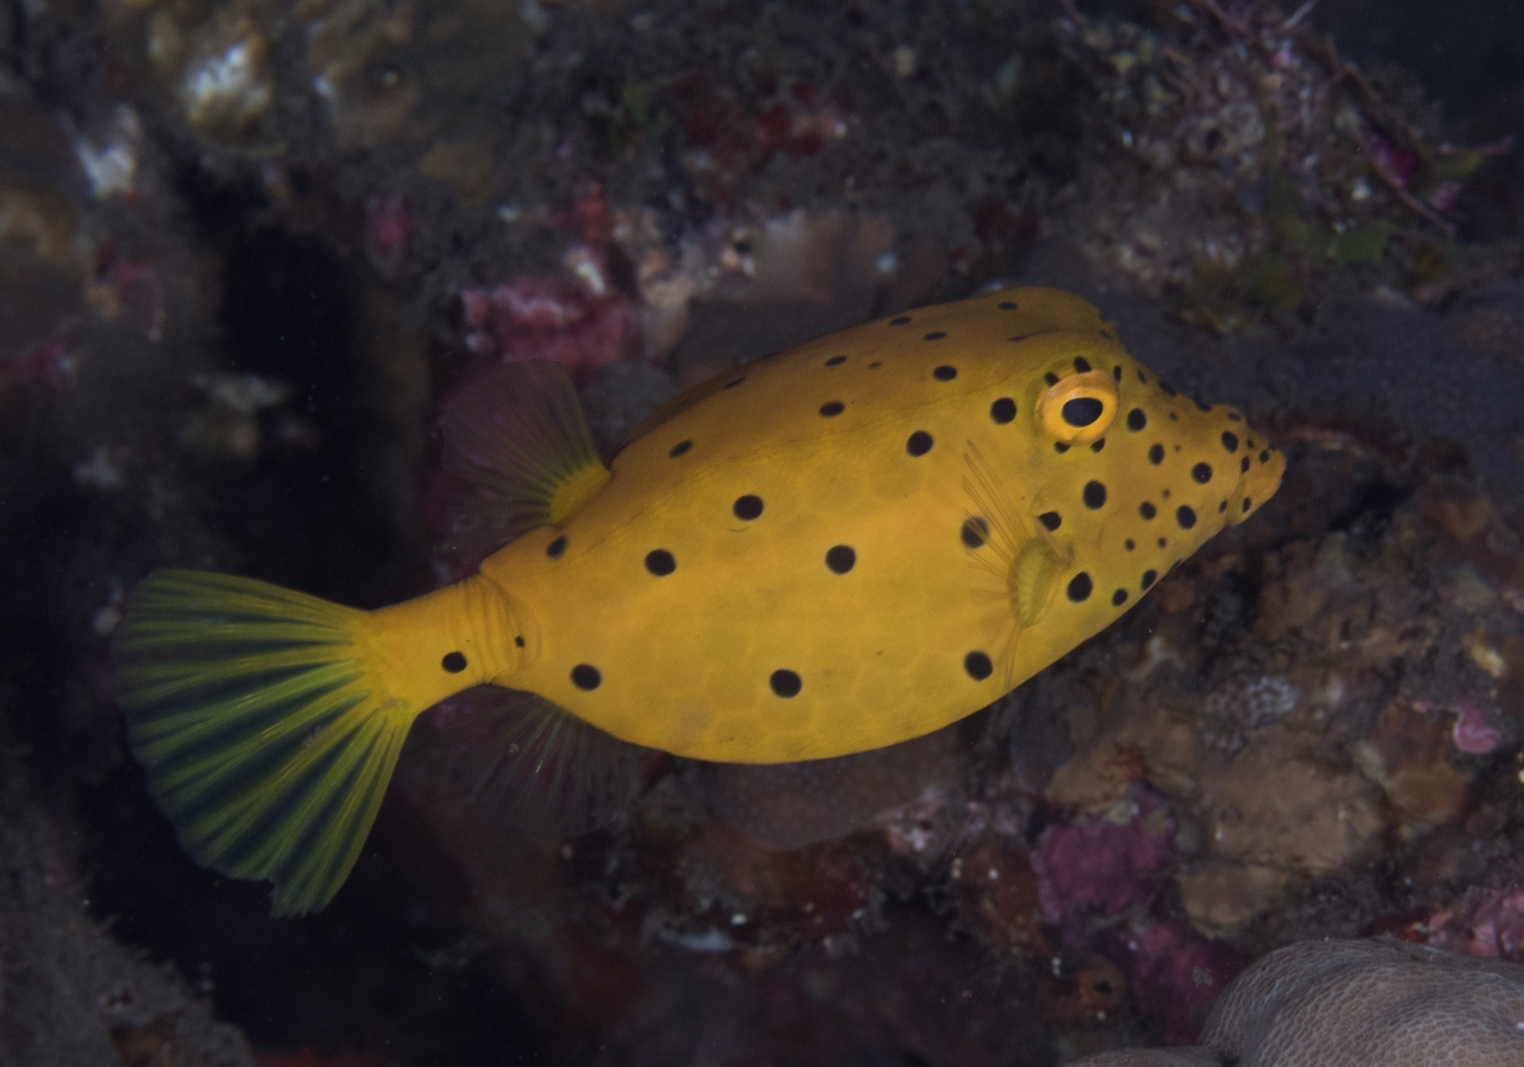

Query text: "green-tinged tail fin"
[112, 570, 417, 916]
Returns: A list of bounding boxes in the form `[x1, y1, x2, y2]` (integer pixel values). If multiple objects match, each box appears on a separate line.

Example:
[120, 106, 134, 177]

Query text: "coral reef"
[1071, 938, 1524, 1066]
[3, 0, 1524, 1063]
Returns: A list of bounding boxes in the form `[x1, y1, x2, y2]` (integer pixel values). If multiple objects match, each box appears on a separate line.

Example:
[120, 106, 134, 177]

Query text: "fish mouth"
[1229, 443, 1287, 524]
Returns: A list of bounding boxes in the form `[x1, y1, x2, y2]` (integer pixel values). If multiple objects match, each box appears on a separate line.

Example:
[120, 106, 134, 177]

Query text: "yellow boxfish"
[112, 287, 1284, 915]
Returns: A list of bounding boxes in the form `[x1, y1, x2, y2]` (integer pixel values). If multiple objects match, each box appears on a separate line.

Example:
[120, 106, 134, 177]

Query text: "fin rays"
[439, 361, 609, 564]
[421, 688, 641, 839]
[113, 570, 420, 916]
[962, 443, 1024, 691]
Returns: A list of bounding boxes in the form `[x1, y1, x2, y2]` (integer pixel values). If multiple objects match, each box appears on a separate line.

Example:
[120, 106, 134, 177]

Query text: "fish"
[111, 286, 1285, 915]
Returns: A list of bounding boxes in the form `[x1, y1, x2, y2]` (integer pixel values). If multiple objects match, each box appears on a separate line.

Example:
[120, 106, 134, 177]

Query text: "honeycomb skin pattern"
[1072, 938, 1524, 1066]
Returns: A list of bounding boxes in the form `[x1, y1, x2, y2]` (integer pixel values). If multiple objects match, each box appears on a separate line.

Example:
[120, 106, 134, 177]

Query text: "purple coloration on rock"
[1033, 791, 1176, 925]
[1111, 921, 1248, 1045]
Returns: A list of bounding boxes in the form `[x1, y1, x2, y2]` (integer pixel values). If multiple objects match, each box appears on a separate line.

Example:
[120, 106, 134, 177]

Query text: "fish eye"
[1062, 397, 1104, 426]
[1038, 369, 1118, 445]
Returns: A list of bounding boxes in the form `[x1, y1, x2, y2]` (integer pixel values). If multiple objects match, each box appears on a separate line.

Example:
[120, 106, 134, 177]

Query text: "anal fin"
[407, 687, 642, 838]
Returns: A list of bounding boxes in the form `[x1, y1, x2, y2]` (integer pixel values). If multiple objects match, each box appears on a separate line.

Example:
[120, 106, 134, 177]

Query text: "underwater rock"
[0, 753, 253, 1067]
[460, 277, 639, 382]
[1354, 700, 1475, 837]
[1422, 884, 1524, 962]
[1032, 788, 1176, 926]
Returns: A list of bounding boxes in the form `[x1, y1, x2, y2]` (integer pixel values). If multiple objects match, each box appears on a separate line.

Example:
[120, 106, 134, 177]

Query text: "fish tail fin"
[112, 570, 453, 916]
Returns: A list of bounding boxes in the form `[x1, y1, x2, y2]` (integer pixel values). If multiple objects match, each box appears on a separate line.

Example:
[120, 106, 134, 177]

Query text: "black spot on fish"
[1193, 462, 1213, 484]
[572, 664, 601, 690]
[924, 331, 947, 341]
[1083, 481, 1107, 509]
[1243, 497, 1253, 512]
[1160, 382, 1178, 397]
[991, 397, 1016, 424]
[1044, 372, 1059, 385]
[1157, 537, 1167, 548]
[1112, 589, 1128, 606]
[1169, 412, 1178, 422]
[515, 636, 525, 648]
[1039, 511, 1062, 531]
[933, 365, 957, 380]
[1124, 539, 1135, 550]
[1067, 572, 1093, 602]
[724, 377, 745, 389]
[1227, 413, 1243, 422]
[1260, 450, 1270, 464]
[645, 549, 676, 576]
[669, 440, 692, 457]
[1176, 505, 1197, 529]
[907, 431, 933, 456]
[961, 518, 988, 548]
[547, 536, 567, 559]
[1113, 365, 1122, 381]
[1063, 397, 1104, 426]
[820, 401, 845, 417]
[998, 300, 1017, 310]
[1137, 369, 1148, 384]
[1074, 356, 1092, 373]
[1090, 437, 1106, 453]
[734, 495, 764, 520]
[770, 669, 802, 697]
[442, 652, 467, 673]
[1218, 501, 1228, 513]
[890, 316, 911, 326]
[1149, 444, 1164, 465]
[1140, 502, 1156, 520]
[1195, 398, 1212, 412]
[1127, 408, 1147, 431]
[825, 355, 847, 367]
[964, 651, 993, 681]
[1241, 456, 1251, 473]
[826, 545, 856, 573]
[1055, 442, 1070, 454]
[869, 361, 881, 368]
[1141, 570, 1157, 590]
[1221, 432, 1239, 453]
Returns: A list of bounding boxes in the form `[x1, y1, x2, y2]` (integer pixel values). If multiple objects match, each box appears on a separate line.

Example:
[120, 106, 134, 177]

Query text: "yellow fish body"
[113, 287, 1284, 914]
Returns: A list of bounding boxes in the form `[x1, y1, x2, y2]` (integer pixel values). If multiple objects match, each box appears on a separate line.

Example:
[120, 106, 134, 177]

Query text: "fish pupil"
[1062, 397, 1104, 427]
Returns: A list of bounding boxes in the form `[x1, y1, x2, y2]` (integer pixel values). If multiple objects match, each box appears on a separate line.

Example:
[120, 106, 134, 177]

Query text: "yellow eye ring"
[1038, 370, 1118, 445]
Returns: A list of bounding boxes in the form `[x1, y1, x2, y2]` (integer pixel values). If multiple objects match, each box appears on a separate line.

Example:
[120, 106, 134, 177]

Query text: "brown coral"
[1072, 938, 1524, 1066]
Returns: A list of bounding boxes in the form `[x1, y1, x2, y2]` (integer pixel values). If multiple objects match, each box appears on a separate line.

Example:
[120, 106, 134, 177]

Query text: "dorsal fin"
[438, 361, 610, 564]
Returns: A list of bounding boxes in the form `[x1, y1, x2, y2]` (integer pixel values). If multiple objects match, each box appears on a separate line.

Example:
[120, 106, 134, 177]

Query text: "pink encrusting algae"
[460, 278, 638, 382]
